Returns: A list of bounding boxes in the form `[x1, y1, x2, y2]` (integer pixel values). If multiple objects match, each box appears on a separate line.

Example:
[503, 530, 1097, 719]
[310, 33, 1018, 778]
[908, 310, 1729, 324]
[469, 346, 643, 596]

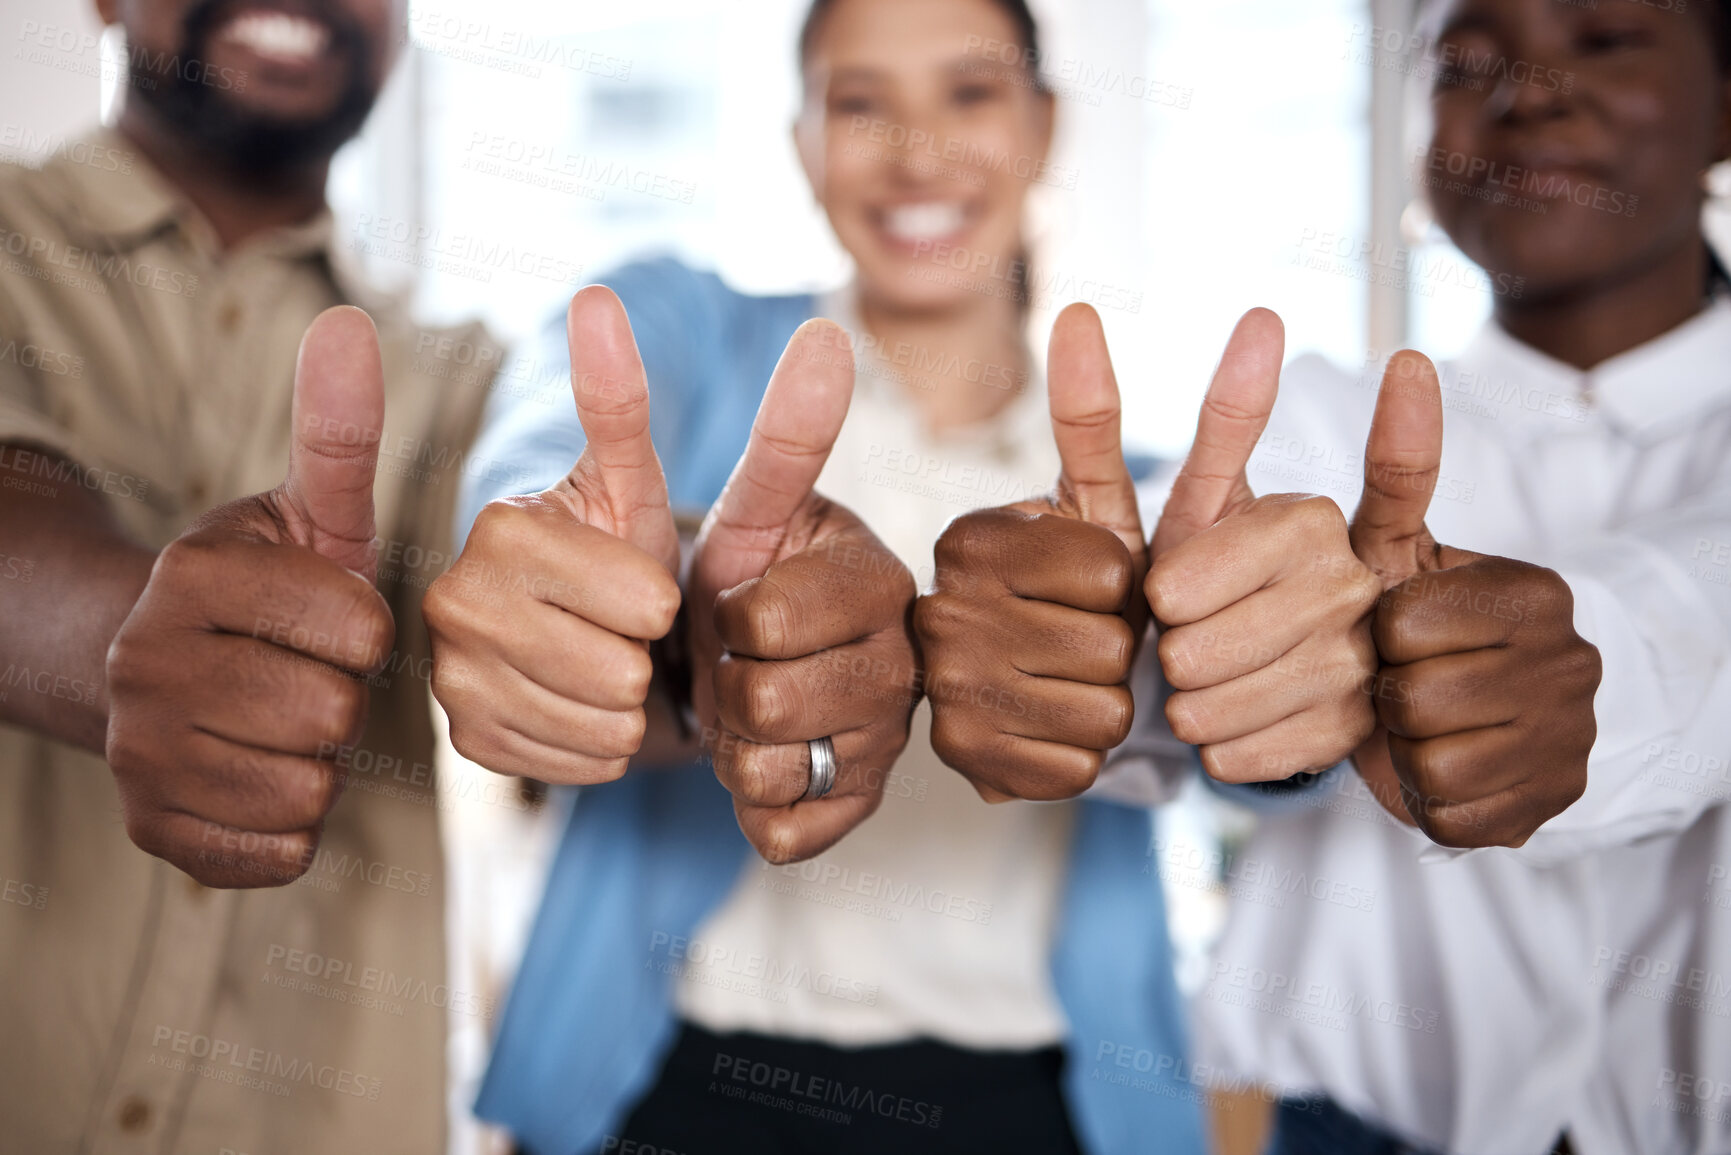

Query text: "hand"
[689, 322, 918, 864]
[916, 304, 1146, 802]
[1145, 309, 1381, 783]
[425, 287, 682, 784]
[105, 307, 396, 887]
[1348, 352, 1600, 847]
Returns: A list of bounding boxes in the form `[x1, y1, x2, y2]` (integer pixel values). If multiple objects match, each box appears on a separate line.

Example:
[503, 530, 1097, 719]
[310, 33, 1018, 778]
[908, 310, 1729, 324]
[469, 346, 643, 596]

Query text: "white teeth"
[884, 203, 968, 243]
[222, 11, 329, 62]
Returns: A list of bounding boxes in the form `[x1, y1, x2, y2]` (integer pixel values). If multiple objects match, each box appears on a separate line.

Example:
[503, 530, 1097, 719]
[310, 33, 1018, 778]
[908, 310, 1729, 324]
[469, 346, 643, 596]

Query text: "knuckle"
[151, 537, 208, 592]
[1342, 695, 1378, 748]
[1419, 812, 1488, 850]
[1402, 743, 1451, 802]
[475, 499, 533, 554]
[1294, 493, 1346, 533]
[1373, 600, 1419, 657]
[934, 512, 998, 570]
[607, 709, 649, 758]
[1009, 744, 1100, 800]
[645, 574, 682, 638]
[1144, 563, 1178, 624]
[913, 592, 968, 645]
[1164, 692, 1208, 747]
[614, 646, 656, 705]
[1101, 688, 1135, 747]
[302, 763, 343, 821]
[421, 575, 462, 635]
[570, 757, 630, 787]
[1519, 564, 1568, 616]
[1156, 630, 1204, 692]
[929, 714, 985, 776]
[745, 583, 797, 657]
[310, 676, 369, 748]
[1557, 638, 1603, 695]
[742, 668, 788, 737]
[104, 627, 149, 691]
[1099, 616, 1136, 682]
[121, 805, 169, 861]
[1089, 543, 1135, 609]
[444, 720, 494, 769]
[336, 585, 394, 670]
[1196, 743, 1244, 784]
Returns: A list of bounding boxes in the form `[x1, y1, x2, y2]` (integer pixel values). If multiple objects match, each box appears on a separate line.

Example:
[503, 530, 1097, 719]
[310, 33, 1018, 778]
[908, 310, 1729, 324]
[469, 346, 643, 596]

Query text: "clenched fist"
[690, 322, 918, 864]
[1147, 310, 1384, 783]
[1349, 353, 1601, 847]
[917, 304, 1146, 802]
[105, 307, 395, 887]
[425, 287, 682, 784]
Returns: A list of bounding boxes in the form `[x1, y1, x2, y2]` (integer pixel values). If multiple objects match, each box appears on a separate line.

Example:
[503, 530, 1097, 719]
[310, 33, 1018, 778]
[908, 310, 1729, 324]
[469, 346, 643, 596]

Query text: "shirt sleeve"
[455, 258, 712, 548]
[0, 289, 80, 462]
[1511, 485, 1731, 863]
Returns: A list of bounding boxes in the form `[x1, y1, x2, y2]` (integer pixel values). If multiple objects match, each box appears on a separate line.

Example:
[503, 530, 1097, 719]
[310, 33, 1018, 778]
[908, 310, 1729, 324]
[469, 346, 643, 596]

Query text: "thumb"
[284, 306, 383, 579]
[701, 319, 855, 586]
[1048, 304, 1143, 555]
[1151, 308, 1284, 558]
[566, 285, 675, 558]
[1348, 350, 1443, 587]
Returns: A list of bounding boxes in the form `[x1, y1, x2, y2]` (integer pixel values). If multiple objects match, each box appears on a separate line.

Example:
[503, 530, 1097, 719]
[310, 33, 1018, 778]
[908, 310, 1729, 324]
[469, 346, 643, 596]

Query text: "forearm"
[0, 443, 155, 753]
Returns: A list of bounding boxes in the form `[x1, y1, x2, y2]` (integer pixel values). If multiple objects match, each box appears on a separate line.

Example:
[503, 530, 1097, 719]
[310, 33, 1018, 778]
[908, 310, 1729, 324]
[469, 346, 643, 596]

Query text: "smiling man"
[0, 1, 497, 1150]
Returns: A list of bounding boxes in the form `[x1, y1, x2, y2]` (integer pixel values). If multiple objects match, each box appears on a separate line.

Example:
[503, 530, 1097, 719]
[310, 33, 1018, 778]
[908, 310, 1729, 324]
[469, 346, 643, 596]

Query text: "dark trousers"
[578, 1022, 1085, 1155]
[1268, 1096, 1574, 1155]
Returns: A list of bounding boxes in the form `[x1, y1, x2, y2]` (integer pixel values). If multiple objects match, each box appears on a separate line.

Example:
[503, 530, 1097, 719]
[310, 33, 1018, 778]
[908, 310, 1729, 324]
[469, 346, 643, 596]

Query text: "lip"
[1497, 144, 1615, 187]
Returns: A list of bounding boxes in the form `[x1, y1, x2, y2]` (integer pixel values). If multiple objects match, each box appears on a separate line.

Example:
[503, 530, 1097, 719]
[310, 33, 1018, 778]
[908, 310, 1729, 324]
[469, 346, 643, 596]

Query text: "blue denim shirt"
[461, 259, 1207, 1155]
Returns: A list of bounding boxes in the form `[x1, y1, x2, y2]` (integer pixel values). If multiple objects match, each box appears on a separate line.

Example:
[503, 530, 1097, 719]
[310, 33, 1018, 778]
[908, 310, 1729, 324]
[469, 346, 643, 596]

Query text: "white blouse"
[677, 313, 1079, 1050]
[1189, 298, 1731, 1155]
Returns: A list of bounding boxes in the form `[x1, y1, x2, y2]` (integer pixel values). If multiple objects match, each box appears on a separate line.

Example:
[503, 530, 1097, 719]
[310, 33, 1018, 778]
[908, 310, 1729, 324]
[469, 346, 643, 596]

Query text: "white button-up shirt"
[1182, 299, 1731, 1155]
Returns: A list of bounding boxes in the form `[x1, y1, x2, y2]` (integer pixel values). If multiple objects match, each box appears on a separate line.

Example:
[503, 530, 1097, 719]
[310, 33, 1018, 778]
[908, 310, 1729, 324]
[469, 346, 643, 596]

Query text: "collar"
[1589, 294, 1731, 439]
[1450, 296, 1731, 444]
[45, 125, 342, 275]
[815, 282, 1050, 448]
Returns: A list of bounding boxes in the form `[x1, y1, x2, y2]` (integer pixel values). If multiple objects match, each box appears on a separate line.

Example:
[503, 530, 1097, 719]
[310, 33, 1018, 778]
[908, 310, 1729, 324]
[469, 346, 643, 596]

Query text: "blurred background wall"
[2, 0, 1492, 459]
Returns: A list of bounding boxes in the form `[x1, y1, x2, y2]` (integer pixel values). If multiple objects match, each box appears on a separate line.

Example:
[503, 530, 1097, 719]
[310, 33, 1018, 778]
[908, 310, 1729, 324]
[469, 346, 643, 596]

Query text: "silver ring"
[804, 736, 838, 801]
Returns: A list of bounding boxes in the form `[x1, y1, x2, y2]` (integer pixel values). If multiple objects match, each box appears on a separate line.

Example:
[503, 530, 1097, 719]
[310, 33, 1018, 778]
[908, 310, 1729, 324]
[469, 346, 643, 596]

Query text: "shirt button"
[187, 478, 209, 506]
[117, 1095, 151, 1132]
[218, 301, 243, 334]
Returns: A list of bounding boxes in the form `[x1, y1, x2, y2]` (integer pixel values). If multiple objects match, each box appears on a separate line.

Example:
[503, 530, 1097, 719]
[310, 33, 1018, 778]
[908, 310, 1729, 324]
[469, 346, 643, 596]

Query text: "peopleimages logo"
[710, 1052, 942, 1128]
[148, 1026, 382, 1099]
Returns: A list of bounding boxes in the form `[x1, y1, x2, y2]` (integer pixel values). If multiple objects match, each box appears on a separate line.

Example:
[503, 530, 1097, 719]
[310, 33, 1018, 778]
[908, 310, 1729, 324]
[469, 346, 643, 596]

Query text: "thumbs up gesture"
[1347, 352, 1600, 847]
[425, 287, 682, 786]
[915, 304, 1147, 802]
[1146, 309, 1382, 783]
[106, 307, 397, 887]
[688, 321, 918, 864]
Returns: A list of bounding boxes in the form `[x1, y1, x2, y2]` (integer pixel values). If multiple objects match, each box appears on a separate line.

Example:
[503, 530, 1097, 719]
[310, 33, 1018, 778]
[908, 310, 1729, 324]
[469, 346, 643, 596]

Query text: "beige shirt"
[677, 319, 1078, 1049]
[0, 132, 497, 1155]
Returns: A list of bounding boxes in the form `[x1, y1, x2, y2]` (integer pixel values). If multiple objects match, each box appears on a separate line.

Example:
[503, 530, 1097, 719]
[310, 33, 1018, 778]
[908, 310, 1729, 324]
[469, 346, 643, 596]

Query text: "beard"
[125, 0, 380, 176]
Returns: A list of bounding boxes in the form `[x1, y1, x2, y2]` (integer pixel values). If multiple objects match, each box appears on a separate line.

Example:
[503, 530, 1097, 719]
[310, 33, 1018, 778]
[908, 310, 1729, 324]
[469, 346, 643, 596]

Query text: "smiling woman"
[1419, 0, 1731, 368]
[452, 1, 1208, 1153]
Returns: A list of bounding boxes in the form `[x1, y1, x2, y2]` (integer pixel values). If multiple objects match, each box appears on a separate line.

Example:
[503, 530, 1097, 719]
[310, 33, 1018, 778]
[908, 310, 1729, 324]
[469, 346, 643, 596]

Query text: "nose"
[1484, 54, 1573, 126]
